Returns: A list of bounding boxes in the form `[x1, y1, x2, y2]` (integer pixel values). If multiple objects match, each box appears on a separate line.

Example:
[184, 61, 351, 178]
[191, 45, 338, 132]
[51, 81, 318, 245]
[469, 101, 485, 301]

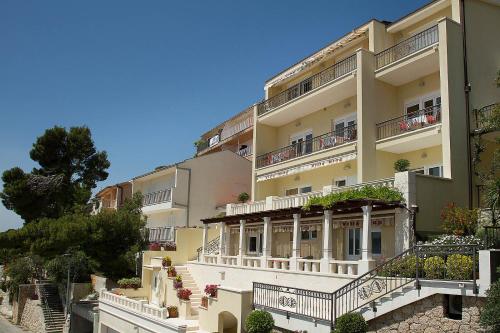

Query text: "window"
[301, 230, 318, 240]
[290, 130, 313, 156]
[371, 231, 382, 255]
[404, 92, 441, 116]
[445, 295, 462, 320]
[405, 101, 420, 116]
[427, 165, 443, 177]
[333, 114, 356, 135]
[347, 228, 361, 257]
[248, 236, 258, 253]
[335, 179, 347, 187]
[285, 185, 312, 196]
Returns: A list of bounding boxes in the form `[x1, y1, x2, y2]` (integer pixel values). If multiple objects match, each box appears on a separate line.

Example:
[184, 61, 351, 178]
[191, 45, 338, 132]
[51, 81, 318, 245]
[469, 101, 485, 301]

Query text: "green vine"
[302, 185, 404, 211]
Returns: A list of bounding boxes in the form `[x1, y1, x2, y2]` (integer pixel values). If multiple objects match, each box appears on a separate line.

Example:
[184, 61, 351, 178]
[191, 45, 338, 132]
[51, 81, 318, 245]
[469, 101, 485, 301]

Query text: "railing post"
[201, 224, 209, 261]
[238, 219, 246, 266]
[415, 245, 420, 290]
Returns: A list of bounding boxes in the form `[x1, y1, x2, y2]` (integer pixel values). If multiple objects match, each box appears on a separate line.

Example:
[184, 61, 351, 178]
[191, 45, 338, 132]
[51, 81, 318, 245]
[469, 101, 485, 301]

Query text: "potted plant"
[167, 306, 178, 318]
[204, 284, 218, 298]
[177, 288, 192, 301]
[394, 159, 410, 172]
[238, 192, 250, 203]
[164, 241, 177, 251]
[167, 266, 177, 277]
[173, 275, 183, 289]
[201, 296, 209, 308]
[162, 256, 172, 268]
[149, 242, 161, 251]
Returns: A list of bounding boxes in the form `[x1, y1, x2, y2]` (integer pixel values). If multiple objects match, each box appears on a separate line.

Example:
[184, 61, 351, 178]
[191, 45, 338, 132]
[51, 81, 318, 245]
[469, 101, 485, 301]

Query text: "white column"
[237, 220, 246, 266]
[261, 217, 272, 268]
[218, 222, 226, 257]
[290, 213, 301, 270]
[201, 224, 209, 262]
[320, 210, 333, 273]
[361, 205, 372, 260]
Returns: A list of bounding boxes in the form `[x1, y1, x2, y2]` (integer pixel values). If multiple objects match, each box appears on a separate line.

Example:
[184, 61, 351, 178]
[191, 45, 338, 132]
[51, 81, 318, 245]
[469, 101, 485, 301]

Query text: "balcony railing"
[474, 103, 499, 130]
[257, 54, 357, 116]
[376, 105, 441, 140]
[148, 227, 175, 243]
[237, 145, 253, 158]
[142, 188, 172, 207]
[256, 124, 357, 168]
[196, 140, 210, 153]
[221, 116, 254, 141]
[375, 25, 439, 69]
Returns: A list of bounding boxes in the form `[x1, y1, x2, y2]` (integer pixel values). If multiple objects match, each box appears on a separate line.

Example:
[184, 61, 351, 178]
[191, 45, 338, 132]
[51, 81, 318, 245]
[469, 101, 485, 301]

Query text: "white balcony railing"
[226, 178, 395, 216]
[237, 145, 252, 157]
[221, 116, 253, 141]
[142, 188, 172, 207]
[100, 290, 168, 320]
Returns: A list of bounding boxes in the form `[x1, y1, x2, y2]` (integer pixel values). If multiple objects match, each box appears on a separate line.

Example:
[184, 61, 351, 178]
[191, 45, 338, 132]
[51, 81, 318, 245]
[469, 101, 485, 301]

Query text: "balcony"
[375, 25, 439, 86]
[474, 103, 499, 132]
[258, 55, 357, 126]
[237, 145, 252, 158]
[256, 124, 357, 169]
[141, 188, 174, 214]
[376, 105, 442, 153]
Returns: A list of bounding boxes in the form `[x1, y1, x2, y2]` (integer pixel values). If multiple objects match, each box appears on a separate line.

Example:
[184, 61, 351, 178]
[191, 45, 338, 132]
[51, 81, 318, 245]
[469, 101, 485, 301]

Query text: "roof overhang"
[387, 0, 450, 33]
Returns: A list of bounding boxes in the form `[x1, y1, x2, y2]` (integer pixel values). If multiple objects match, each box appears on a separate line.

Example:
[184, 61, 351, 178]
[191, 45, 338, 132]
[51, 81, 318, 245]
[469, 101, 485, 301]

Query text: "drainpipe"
[460, 0, 473, 209]
[176, 166, 192, 227]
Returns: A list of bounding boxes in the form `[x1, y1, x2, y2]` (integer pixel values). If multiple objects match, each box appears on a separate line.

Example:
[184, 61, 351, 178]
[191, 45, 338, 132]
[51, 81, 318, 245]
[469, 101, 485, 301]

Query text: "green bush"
[379, 255, 422, 278]
[423, 256, 445, 279]
[394, 159, 410, 172]
[238, 192, 250, 203]
[117, 277, 141, 289]
[333, 312, 368, 333]
[446, 254, 473, 280]
[245, 309, 274, 333]
[480, 278, 500, 332]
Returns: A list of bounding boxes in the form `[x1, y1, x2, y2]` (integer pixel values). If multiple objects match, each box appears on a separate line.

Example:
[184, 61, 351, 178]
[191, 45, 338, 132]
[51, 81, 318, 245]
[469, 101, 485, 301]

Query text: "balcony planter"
[149, 242, 161, 251]
[177, 288, 192, 301]
[167, 306, 178, 318]
[167, 266, 177, 277]
[173, 275, 183, 289]
[201, 296, 209, 308]
[204, 284, 218, 298]
[162, 256, 172, 268]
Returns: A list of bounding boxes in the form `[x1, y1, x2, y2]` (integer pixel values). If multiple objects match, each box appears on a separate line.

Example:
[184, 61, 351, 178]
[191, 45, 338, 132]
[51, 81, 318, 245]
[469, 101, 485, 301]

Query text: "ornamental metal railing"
[376, 105, 441, 140]
[375, 25, 439, 69]
[257, 54, 357, 116]
[196, 236, 220, 261]
[253, 244, 479, 328]
[484, 226, 500, 249]
[256, 124, 357, 168]
[142, 188, 172, 206]
[474, 103, 499, 130]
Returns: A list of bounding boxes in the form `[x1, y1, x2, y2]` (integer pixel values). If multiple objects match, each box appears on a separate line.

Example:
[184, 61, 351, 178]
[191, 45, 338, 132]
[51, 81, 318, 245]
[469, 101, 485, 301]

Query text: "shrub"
[423, 234, 483, 247]
[480, 277, 500, 332]
[440, 203, 479, 236]
[394, 159, 410, 172]
[204, 284, 218, 297]
[379, 255, 422, 278]
[117, 277, 141, 289]
[177, 288, 192, 301]
[162, 256, 171, 267]
[423, 256, 446, 279]
[45, 251, 95, 284]
[446, 254, 474, 280]
[333, 312, 368, 333]
[245, 310, 274, 333]
[238, 192, 250, 203]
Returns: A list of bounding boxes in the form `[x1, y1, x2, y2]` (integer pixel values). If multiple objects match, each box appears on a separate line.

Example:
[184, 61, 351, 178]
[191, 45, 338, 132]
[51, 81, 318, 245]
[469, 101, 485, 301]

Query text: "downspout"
[460, 0, 474, 209]
[176, 166, 192, 228]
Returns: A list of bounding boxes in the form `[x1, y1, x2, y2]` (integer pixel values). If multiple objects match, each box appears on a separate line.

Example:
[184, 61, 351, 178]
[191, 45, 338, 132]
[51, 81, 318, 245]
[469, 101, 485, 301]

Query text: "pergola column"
[261, 217, 272, 268]
[201, 224, 208, 262]
[237, 219, 246, 266]
[290, 213, 301, 271]
[218, 222, 226, 260]
[359, 204, 375, 274]
[320, 210, 333, 273]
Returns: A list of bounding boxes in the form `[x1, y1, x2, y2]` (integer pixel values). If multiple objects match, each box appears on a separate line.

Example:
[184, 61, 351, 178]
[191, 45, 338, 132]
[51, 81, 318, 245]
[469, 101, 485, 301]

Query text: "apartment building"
[98, 1, 499, 332]
[195, 106, 254, 160]
[132, 150, 252, 244]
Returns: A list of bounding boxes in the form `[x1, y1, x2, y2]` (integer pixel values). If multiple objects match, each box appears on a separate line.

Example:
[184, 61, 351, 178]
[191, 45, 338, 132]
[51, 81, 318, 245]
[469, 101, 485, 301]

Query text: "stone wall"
[12, 284, 36, 324]
[368, 294, 485, 333]
[20, 298, 46, 333]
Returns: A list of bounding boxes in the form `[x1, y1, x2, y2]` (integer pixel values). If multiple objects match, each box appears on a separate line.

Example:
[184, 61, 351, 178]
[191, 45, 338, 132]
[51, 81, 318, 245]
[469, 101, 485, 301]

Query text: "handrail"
[256, 124, 357, 168]
[376, 105, 441, 140]
[257, 54, 357, 116]
[375, 25, 438, 69]
[196, 236, 221, 261]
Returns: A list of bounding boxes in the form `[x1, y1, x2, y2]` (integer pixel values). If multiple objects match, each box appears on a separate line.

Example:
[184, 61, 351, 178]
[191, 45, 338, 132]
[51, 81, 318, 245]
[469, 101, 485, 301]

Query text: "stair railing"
[196, 236, 220, 261]
[37, 284, 57, 330]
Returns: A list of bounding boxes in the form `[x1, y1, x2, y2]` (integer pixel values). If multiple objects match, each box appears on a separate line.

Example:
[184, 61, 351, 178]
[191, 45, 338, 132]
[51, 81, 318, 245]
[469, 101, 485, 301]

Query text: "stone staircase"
[175, 266, 204, 332]
[38, 284, 65, 333]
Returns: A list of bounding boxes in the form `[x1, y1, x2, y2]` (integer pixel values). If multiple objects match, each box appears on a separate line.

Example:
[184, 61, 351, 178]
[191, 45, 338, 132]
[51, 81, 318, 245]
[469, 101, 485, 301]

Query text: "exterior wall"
[20, 299, 45, 333]
[12, 284, 36, 324]
[367, 294, 485, 333]
[180, 150, 252, 227]
[395, 7, 453, 42]
[376, 146, 443, 178]
[133, 171, 176, 197]
[145, 210, 187, 229]
[98, 306, 179, 333]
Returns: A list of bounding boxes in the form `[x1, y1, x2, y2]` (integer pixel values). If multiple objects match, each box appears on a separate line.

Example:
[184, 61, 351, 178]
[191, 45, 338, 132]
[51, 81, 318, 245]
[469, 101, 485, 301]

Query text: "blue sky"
[0, 0, 429, 231]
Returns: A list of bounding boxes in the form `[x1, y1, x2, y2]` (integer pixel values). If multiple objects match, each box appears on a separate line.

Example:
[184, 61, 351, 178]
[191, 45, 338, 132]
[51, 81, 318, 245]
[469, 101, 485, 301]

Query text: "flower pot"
[201, 297, 208, 308]
[167, 307, 178, 318]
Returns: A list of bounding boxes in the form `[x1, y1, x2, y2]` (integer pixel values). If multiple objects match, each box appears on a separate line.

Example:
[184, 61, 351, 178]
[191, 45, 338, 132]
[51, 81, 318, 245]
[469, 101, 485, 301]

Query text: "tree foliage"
[1, 126, 110, 223]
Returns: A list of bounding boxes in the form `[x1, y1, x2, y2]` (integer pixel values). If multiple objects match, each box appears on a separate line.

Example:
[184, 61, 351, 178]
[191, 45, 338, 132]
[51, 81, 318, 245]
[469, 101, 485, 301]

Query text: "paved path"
[0, 315, 27, 333]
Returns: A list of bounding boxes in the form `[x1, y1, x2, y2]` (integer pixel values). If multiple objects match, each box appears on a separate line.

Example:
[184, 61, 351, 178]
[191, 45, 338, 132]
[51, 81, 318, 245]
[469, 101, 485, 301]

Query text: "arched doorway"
[218, 311, 238, 333]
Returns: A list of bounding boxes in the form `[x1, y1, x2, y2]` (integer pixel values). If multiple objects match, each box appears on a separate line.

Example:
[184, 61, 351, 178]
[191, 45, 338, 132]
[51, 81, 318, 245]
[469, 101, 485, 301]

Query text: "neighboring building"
[97, 1, 500, 332]
[195, 106, 254, 160]
[132, 150, 252, 245]
[92, 182, 132, 214]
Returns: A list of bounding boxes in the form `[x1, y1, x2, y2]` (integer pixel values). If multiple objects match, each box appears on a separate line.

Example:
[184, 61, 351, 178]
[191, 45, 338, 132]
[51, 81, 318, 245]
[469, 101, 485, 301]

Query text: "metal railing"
[256, 124, 357, 168]
[474, 103, 499, 130]
[221, 116, 254, 141]
[142, 188, 172, 206]
[257, 54, 357, 116]
[253, 244, 479, 328]
[196, 236, 220, 261]
[253, 282, 333, 323]
[237, 146, 252, 157]
[376, 105, 441, 140]
[375, 25, 439, 69]
[484, 226, 500, 249]
[148, 227, 175, 243]
[196, 140, 210, 153]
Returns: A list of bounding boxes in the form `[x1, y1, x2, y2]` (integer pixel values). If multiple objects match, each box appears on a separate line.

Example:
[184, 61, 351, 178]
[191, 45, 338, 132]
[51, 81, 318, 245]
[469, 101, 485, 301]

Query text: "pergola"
[200, 199, 404, 275]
